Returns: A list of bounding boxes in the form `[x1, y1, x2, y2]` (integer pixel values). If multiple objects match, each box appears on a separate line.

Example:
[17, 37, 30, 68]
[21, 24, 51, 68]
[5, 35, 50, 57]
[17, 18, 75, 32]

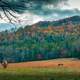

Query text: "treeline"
[0, 24, 80, 62]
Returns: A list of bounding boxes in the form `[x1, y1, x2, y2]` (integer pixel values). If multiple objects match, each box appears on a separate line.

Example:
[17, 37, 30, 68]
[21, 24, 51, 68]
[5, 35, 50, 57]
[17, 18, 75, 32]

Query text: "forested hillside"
[0, 16, 80, 63]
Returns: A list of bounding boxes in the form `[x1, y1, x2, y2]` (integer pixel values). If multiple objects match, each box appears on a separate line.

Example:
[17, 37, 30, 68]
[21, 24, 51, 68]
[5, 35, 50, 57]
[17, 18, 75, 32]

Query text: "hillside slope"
[0, 16, 80, 62]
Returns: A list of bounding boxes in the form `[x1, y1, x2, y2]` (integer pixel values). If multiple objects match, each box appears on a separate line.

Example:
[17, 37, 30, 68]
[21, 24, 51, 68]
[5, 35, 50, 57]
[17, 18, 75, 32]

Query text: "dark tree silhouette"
[0, 0, 27, 23]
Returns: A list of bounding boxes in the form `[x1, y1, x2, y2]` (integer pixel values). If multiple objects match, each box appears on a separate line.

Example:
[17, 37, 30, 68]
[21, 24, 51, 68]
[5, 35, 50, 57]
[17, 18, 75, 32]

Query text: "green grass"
[0, 67, 80, 80]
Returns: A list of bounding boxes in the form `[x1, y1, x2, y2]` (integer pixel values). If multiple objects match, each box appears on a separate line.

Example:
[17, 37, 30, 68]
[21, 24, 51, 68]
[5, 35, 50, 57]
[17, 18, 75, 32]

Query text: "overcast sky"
[0, 0, 80, 31]
[18, 0, 80, 25]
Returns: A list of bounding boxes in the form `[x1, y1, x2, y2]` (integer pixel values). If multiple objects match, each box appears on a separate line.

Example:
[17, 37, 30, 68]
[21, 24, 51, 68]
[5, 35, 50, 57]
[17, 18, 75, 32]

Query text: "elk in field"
[1, 60, 8, 69]
[58, 63, 64, 67]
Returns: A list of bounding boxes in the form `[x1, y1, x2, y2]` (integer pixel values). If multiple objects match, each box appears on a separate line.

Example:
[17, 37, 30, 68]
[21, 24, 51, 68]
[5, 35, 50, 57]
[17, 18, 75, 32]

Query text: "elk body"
[1, 60, 8, 69]
[58, 63, 64, 67]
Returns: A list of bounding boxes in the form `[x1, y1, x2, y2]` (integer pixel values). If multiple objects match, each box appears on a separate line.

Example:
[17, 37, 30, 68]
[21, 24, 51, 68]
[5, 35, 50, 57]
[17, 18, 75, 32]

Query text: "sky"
[0, 0, 80, 31]
[20, 0, 80, 25]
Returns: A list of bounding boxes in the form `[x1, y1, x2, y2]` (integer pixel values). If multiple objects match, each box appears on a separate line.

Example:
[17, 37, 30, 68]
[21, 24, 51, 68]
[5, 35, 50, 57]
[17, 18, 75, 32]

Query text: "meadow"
[0, 59, 80, 80]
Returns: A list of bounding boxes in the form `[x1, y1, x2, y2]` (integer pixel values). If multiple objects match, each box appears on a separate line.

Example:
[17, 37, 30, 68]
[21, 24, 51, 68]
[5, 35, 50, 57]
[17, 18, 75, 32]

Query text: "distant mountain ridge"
[0, 23, 16, 32]
[0, 15, 80, 32]
[33, 16, 80, 27]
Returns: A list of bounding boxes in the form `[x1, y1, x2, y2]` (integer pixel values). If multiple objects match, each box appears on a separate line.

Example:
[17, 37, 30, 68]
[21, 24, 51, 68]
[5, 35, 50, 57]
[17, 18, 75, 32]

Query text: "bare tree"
[0, 0, 27, 23]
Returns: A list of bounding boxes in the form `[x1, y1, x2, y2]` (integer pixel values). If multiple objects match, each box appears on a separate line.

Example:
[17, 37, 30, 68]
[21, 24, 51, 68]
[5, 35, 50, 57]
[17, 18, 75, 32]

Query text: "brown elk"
[58, 63, 64, 67]
[1, 60, 8, 69]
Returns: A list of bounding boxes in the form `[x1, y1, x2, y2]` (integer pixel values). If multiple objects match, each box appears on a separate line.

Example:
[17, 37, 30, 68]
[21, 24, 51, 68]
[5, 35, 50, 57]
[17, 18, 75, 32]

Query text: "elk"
[58, 63, 64, 67]
[1, 60, 8, 69]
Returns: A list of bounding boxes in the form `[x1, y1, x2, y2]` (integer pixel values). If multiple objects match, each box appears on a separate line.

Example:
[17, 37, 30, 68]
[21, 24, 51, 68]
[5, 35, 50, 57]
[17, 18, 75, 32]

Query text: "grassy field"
[0, 59, 80, 80]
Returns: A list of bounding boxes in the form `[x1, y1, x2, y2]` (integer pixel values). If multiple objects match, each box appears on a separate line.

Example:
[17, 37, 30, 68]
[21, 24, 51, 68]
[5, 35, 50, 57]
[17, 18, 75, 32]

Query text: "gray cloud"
[1, 0, 80, 23]
[44, 9, 80, 21]
[0, 0, 68, 13]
